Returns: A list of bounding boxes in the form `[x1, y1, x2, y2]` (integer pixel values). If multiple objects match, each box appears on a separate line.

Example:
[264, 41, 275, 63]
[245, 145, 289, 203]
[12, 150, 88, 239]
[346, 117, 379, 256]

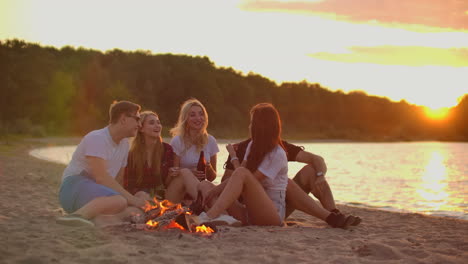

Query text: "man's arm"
[87, 156, 145, 207]
[115, 167, 124, 186]
[295, 151, 328, 176]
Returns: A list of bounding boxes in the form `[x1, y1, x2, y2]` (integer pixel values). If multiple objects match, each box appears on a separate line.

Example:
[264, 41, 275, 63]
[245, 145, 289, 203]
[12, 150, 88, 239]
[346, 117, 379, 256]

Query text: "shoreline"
[26, 138, 467, 222]
[1, 138, 467, 263]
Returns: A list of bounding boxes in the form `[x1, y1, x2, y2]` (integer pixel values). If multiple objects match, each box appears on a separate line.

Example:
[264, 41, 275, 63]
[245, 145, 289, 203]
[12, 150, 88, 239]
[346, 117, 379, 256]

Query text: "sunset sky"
[1, 0, 467, 109]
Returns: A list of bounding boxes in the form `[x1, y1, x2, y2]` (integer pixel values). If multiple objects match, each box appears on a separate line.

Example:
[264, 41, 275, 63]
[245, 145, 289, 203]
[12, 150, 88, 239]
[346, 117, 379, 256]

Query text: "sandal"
[56, 214, 94, 227]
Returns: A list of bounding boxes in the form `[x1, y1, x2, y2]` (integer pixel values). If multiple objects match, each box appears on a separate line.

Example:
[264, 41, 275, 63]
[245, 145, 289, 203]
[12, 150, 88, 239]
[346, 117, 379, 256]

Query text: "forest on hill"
[1, 39, 467, 141]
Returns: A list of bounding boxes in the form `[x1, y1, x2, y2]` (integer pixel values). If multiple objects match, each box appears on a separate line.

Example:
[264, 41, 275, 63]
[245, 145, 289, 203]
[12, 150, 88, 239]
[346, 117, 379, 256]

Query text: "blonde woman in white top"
[168, 98, 219, 203]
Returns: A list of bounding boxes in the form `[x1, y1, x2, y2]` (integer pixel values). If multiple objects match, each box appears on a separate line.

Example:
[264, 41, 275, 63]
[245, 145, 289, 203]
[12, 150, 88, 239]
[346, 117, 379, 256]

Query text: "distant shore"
[1, 137, 467, 263]
[19, 135, 468, 145]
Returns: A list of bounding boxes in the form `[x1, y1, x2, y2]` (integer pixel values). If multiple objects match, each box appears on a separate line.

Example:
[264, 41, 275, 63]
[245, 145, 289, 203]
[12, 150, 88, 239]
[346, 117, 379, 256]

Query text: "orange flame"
[146, 220, 159, 228]
[195, 225, 214, 234]
[164, 220, 185, 230]
[144, 199, 212, 235]
[144, 198, 183, 214]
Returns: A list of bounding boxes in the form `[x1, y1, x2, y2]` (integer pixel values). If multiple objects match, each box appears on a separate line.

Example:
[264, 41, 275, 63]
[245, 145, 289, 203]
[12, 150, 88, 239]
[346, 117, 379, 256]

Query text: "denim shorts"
[265, 189, 286, 223]
[58, 171, 120, 213]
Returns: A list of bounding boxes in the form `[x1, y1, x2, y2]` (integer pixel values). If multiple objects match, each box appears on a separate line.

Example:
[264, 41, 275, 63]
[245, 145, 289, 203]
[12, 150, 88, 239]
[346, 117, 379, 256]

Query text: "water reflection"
[417, 151, 449, 203]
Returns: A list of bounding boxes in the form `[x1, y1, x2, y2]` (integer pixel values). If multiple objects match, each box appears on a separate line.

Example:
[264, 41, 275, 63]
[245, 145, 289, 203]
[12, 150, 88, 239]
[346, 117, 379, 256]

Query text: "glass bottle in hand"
[196, 150, 206, 181]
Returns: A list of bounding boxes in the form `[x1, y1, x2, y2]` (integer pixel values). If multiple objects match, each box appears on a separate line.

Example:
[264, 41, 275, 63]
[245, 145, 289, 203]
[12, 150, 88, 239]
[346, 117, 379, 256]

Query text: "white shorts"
[265, 189, 286, 223]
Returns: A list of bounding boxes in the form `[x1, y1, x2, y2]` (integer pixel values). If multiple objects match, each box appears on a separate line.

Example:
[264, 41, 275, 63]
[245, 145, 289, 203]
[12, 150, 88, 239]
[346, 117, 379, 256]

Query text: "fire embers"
[130, 197, 215, 236]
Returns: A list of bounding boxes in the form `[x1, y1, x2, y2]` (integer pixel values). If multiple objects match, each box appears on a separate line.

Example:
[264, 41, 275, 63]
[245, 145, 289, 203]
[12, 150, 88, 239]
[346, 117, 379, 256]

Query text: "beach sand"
[1, 138, 467, 264]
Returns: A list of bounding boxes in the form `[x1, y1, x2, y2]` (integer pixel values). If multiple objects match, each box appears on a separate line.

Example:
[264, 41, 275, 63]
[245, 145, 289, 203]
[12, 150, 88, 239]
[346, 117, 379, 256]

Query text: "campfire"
[130, 197, 215, 236]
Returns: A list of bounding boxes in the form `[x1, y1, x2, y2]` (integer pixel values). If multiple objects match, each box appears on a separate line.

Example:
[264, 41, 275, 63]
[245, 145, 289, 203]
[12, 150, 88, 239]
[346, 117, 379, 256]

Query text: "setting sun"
[424, 107, 450, 120]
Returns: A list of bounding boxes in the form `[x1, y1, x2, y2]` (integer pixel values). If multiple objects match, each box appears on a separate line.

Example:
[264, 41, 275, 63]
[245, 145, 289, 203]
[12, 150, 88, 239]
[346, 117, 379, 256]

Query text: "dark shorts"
[58, 171, 120, 213]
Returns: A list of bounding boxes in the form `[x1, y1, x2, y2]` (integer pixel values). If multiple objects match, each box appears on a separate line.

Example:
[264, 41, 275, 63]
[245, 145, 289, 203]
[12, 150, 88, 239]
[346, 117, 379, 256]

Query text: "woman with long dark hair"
[196, 103, 289, 226]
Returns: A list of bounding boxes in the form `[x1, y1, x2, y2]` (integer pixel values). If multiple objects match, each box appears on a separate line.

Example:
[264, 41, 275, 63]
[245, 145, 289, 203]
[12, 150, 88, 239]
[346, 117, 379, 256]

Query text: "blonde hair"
[170, 98, 209, 152]
[129, 111, 163, 185]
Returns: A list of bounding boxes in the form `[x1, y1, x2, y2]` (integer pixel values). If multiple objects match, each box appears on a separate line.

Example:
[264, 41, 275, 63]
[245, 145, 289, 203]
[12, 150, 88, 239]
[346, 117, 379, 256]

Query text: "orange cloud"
[308, 46, 468, 66]
[241, 0, 468, 31]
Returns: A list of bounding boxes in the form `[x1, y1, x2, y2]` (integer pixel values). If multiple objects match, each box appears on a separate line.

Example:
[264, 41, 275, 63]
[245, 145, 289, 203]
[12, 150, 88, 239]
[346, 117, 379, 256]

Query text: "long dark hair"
[246, 103, 285, 172]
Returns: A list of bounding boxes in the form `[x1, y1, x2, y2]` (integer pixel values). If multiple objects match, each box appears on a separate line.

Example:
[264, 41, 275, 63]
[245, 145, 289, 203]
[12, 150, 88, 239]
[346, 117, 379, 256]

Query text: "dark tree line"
[1, 39, 467, 141]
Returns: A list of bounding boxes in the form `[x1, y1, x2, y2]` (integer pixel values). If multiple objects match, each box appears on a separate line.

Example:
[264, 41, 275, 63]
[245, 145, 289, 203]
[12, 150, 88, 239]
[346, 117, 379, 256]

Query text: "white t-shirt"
[62, 126, 129, 181]
[244, 141, 288, 192]
[170, 135, 219, 169]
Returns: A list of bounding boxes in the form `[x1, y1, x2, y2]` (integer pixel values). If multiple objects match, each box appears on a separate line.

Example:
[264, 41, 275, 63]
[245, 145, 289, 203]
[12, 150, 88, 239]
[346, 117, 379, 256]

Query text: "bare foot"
[93, 207, 145, 228]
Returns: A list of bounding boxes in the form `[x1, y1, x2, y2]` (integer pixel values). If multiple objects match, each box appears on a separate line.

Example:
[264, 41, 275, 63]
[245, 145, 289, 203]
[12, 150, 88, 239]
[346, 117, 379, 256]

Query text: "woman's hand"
[169, 167, 180, 177]
[226, 144, 237, 158]
[191, 168, 206, 181]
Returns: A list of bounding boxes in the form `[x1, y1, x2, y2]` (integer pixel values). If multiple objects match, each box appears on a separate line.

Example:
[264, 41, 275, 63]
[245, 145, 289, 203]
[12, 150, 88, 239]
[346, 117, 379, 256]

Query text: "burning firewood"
[128, 197, 216, 235]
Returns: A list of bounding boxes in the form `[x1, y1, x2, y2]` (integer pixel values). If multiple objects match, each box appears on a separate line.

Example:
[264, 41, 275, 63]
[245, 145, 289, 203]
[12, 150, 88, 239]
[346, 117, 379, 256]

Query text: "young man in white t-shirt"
[57, 101, 146, 227]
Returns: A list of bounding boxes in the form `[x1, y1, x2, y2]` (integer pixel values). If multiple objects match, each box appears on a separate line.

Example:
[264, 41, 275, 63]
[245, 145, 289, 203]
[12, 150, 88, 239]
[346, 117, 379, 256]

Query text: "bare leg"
[93, 206, 144, 228]
[284, 179, 329, 220]
[198, 180, 248, 224]
[311, 179, 336, 211]
[135, 191, 151, 201]
[74, 195, 127, 220]
[165, 176, 185, 203]
[285, 164, 337, 218]
[197, 180, 216, 207]
[165, 168, 199, 203]
[286, 165, 361, 227]
[207, 167, 281, 226]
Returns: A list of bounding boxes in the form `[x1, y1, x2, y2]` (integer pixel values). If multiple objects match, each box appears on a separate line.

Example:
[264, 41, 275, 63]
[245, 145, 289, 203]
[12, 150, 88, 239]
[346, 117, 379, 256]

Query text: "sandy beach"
[1, 138, 467, 264]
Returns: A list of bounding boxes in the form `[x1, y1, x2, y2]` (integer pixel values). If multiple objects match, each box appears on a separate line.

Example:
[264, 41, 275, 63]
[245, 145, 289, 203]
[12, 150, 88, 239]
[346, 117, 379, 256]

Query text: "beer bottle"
[196, 150, 206, 181]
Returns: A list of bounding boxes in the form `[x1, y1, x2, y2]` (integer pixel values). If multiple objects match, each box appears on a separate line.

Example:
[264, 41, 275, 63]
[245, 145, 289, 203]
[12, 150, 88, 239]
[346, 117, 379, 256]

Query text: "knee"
[167, 176, 184, 190]
[198, 180, 214, 191]
[231, 167, 250, 182]
[295, 164, 315, 182]
[179, 168, 191, 176]
[302, 164, 316, 175]
[233, 167, 249, 176]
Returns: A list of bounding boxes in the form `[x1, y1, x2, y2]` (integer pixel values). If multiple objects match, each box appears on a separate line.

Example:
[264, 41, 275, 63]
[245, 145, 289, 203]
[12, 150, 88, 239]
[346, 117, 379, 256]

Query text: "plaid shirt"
[123, 142, 174, 196]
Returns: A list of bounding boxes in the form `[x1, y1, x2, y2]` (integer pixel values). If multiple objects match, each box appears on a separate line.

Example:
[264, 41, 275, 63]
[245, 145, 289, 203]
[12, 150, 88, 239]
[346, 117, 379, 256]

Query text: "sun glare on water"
[417, 151, 449, 207]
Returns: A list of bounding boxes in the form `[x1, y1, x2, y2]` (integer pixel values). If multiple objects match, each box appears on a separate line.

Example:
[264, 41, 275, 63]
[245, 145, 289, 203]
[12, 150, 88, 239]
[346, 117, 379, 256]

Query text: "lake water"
[30, 141, 468, 220]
